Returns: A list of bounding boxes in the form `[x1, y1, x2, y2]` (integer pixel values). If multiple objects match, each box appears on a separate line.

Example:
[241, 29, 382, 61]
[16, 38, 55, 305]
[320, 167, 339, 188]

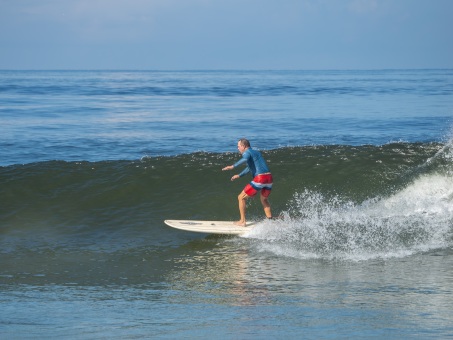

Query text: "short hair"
[238, 138, 250, 148]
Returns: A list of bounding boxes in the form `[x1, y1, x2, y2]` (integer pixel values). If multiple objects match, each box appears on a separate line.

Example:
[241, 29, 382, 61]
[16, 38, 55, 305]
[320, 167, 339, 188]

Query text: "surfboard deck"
[164, 219, 258, 235]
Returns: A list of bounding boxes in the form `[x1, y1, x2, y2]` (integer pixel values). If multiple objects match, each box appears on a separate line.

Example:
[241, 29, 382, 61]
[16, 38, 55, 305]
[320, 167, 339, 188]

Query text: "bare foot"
[233, 220, 246, 227]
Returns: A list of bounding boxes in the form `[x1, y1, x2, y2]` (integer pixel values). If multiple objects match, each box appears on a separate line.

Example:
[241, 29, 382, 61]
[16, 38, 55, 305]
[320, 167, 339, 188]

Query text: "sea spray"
[244, 164, 453, 261]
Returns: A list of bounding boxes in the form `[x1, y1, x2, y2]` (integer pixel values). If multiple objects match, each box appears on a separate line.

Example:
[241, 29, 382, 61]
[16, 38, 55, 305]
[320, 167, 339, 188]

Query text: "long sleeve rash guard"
[234, 148, 270, 178]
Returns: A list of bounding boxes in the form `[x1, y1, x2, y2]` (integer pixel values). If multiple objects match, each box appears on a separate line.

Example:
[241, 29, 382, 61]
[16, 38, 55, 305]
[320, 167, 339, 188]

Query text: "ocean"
[1, 69, 453, 339]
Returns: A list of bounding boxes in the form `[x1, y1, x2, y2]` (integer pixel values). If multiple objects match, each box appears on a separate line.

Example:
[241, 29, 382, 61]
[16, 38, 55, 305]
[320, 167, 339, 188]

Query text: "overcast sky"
[1, 0, 452, 70]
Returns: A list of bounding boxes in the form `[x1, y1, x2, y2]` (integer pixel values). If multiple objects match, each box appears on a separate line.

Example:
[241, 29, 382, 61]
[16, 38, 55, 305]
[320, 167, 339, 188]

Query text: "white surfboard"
[164, 219, 258, 235]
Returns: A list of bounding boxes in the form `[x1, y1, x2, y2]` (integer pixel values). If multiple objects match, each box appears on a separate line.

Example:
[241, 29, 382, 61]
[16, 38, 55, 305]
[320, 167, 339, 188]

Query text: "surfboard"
[164, 219, 258, 235]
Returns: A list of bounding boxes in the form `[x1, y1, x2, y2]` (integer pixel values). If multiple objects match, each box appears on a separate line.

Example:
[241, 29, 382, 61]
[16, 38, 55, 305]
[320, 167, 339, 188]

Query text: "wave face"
[242, 141, 453, 260]
[2, 141, 452, 261]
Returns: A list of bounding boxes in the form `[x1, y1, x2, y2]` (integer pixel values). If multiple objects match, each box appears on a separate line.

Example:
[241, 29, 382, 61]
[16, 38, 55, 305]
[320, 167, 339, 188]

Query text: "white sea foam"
[245, 170, 453, 261]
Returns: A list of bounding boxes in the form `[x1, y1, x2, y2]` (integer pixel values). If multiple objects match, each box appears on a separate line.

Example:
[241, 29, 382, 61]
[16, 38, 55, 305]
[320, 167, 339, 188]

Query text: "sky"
[0, 0, 452, 70]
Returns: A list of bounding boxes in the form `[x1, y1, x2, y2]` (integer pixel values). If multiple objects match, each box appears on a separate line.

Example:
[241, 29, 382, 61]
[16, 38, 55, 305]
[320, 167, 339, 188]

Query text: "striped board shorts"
[244, 173, 273, 197]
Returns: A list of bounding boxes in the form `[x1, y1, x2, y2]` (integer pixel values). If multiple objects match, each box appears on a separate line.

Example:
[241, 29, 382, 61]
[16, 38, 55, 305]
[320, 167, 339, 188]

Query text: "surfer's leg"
[260, 193, 272, 219]
[235, 190, 249, 226]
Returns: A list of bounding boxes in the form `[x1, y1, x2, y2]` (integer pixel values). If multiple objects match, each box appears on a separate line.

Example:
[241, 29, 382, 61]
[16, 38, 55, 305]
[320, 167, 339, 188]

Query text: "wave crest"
[246, 172, 453, 261]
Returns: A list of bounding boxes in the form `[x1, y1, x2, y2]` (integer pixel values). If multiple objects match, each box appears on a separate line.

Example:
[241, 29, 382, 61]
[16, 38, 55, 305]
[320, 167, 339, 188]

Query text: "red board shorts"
[244, 173, 273, 197]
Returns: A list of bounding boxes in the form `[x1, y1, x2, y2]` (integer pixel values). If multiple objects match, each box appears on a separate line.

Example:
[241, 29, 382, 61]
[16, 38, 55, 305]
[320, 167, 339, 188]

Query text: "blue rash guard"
[234, 148, 270, 178]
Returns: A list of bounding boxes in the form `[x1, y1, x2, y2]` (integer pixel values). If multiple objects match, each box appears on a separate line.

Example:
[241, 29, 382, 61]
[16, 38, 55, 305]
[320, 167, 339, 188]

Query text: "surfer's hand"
[222, 165, 234, 171]
[231, 175, 239, 181]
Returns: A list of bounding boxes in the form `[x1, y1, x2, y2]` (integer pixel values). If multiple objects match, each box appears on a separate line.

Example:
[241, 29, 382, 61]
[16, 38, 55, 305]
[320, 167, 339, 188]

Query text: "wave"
[246, 173, 452, 261]
[1, 141, 452, 259]
[244, 141, 453, 261]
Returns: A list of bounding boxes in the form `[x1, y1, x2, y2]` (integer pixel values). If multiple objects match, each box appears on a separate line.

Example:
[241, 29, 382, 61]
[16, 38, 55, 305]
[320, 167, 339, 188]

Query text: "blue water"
[1, 69, 452, 166]
[1, 69, 453, 339]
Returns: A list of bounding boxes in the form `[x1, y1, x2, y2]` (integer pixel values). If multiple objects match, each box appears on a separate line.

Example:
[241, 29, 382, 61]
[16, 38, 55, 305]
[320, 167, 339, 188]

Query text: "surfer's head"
[238, 138, 250, 148]
[237, 138, 250, 154]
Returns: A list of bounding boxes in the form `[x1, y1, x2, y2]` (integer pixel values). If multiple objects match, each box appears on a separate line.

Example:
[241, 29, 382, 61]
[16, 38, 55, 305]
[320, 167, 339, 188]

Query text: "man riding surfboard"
[222, 138, 273, 226]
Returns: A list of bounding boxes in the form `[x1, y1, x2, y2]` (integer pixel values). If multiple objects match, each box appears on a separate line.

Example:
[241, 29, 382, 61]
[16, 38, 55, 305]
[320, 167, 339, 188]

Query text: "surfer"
[222, 138, 273, 226]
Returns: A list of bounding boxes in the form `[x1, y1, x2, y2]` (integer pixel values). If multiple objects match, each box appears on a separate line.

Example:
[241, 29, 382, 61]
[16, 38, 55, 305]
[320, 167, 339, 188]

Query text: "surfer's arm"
[223, 160, 249, 176]
[222, 163, 249, 181]
[237, 167, 250, 177]
[222, 152, 250, 179]
[222, 156, 246, 172]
